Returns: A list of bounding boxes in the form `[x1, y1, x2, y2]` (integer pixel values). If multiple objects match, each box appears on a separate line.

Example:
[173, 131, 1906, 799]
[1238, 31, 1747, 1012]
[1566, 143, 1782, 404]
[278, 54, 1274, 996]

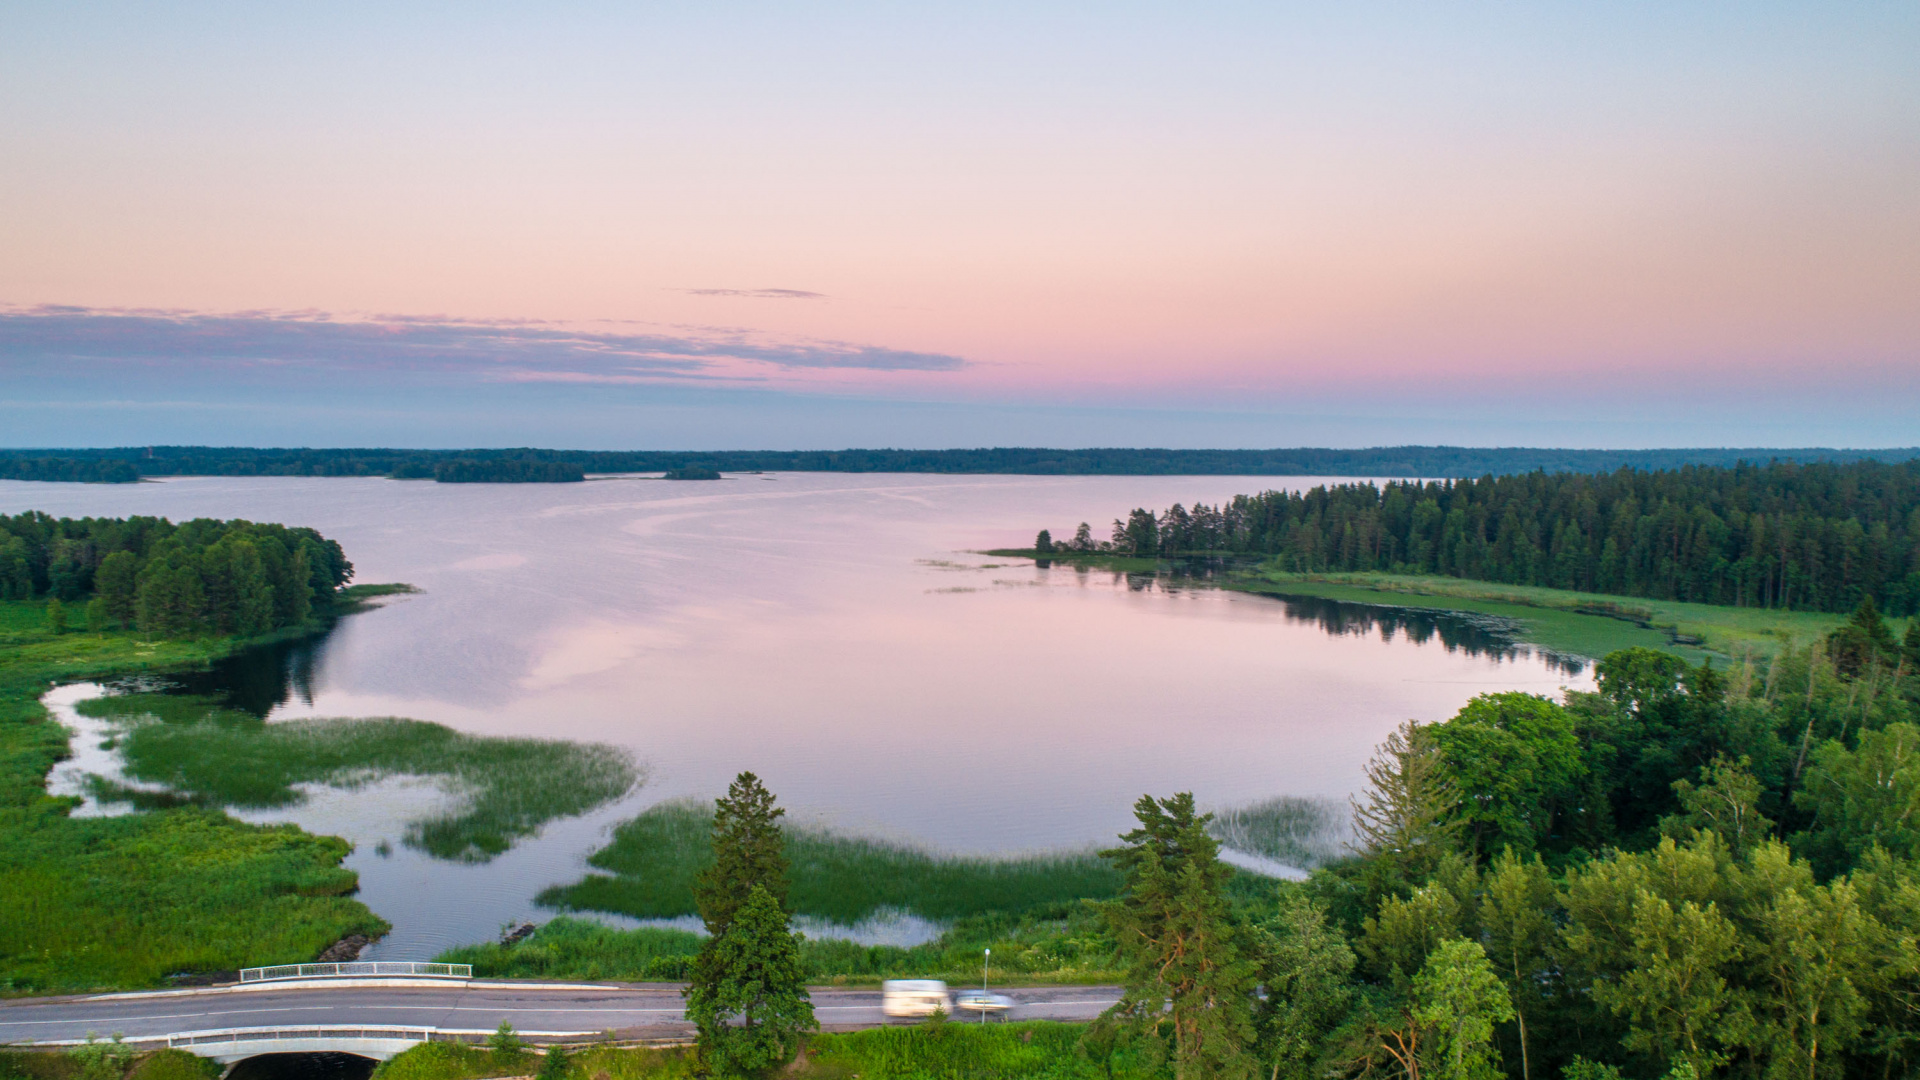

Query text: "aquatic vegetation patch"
[1207, 794, 1349, 870]
[539, 800, 1123, 925]
[81, 693, 640, 862]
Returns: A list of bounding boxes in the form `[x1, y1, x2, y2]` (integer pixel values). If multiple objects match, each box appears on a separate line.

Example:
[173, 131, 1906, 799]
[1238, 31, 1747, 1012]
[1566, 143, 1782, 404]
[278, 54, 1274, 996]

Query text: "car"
[882, 979, 952, 1018]
[955, 990, 1015, 1014]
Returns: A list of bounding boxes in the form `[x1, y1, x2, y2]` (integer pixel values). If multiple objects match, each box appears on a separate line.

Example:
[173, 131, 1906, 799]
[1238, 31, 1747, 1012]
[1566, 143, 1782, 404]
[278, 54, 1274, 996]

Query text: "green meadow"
[982, 548, 1859, 664]
[538, 799, 1123, 925]
[1233, 569, 1854, 662]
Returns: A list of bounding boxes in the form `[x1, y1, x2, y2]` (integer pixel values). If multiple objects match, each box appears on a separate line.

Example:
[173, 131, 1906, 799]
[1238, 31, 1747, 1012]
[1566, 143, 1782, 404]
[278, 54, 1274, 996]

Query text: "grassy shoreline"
[983, 549, 1859, 662]
[0, 585, 411, 993]
[541, 800, 1123, 925]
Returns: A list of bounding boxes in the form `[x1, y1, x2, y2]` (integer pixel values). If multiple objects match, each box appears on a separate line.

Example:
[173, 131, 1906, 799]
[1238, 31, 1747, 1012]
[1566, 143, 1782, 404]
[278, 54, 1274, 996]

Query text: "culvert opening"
[224, 1052, 377, 1080]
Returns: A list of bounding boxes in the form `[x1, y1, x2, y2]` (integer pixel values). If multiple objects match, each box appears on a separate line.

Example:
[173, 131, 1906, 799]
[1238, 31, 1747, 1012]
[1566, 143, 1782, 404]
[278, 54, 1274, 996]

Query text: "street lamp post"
[982, 948, 991, 1025]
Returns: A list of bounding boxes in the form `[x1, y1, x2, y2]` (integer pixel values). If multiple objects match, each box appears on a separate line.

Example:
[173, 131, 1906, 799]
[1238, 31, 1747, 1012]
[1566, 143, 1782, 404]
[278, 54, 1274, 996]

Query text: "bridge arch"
[223, 1051, 378, 1080]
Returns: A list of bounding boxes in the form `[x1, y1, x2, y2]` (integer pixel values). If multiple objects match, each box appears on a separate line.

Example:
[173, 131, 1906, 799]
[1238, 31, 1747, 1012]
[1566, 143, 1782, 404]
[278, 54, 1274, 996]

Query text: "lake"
[4, 474, 1591, 958]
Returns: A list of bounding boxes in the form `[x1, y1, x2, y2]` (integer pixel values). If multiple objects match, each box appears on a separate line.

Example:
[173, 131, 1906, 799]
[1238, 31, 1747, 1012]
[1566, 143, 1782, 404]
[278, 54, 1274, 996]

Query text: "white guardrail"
[238, 962, 472, 983]
[167, 1027, 436, 1048]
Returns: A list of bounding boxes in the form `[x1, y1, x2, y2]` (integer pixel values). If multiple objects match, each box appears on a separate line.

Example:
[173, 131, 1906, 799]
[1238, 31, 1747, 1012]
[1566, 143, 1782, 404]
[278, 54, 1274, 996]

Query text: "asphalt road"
[0, 982, 1123, 1044]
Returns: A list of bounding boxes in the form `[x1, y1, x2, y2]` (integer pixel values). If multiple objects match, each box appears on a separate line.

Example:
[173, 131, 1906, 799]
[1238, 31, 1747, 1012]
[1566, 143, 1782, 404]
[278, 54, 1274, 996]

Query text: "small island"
[663, 465, 723, 480]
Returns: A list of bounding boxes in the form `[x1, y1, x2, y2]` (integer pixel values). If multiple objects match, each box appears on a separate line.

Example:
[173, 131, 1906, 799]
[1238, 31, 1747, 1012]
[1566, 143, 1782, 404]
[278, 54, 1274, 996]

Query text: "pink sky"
[2, 4, 1917, 446]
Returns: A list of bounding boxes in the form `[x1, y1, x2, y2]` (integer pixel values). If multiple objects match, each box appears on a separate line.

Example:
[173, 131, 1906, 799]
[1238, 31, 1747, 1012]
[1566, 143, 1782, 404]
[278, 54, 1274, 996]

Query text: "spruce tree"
[1099, 791, 1257, 1080]
[685, 772, 814, 1074]
[694, 772, 790, 935]
[684, 884, 816, 1076]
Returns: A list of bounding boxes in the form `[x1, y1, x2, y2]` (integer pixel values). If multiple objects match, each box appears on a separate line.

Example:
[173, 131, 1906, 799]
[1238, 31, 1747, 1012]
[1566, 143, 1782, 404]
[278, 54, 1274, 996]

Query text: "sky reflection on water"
[4, 474, 1591, 957]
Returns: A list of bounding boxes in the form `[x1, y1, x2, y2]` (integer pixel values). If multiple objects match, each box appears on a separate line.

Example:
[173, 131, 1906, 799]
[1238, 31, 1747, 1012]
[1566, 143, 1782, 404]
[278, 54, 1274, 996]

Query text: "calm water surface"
[4, 474, 1589, 957]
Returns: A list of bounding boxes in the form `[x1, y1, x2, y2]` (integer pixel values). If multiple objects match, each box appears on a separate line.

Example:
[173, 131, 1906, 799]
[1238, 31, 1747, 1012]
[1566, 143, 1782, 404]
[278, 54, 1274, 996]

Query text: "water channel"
[4, 474, 1592, 958]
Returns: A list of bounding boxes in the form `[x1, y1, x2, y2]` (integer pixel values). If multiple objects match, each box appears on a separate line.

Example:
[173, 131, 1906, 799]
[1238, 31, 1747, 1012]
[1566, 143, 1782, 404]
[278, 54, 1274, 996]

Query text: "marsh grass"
[539, 800, 1122, 924]
[1208, 795, 1348, 869]
[436, 917, 703, 981]
[77, 694, 639, 862]
[439, 909, 1123, 986]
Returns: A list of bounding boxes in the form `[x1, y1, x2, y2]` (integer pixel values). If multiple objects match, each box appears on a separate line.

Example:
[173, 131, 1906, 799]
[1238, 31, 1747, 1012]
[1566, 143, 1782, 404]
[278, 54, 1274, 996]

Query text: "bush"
[126, 1051, 219, 1080]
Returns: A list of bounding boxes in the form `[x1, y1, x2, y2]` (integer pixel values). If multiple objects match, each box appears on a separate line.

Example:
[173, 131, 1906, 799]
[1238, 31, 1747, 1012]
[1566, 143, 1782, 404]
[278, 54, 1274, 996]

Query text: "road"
[0, 982, 1123, 1044]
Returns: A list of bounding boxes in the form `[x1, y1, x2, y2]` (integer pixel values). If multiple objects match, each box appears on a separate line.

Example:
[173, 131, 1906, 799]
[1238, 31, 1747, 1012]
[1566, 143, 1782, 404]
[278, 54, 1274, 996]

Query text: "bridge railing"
[168, 1027, 435, 1049]
[238, 962, 473, 983]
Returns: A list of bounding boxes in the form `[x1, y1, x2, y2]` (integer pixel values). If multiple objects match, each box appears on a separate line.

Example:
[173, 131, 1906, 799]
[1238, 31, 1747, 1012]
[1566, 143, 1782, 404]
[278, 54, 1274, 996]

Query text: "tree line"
[3, 446, 1918, 483]
[420, 459, 586, 483]
[1055, 459, 1920, 615]
[0, 512, 352, 636]
[0, 457, 141, 483]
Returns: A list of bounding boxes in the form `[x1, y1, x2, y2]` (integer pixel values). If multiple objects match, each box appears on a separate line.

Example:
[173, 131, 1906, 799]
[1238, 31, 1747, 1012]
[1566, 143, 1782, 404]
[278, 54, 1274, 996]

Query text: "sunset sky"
[3, 3, 1917, 448]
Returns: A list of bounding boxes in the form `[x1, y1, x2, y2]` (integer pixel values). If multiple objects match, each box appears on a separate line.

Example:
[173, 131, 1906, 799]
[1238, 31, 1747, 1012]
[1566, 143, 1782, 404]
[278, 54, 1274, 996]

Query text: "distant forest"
[0, 512, 353, 635]
[412, 459, 585, 483]
[0, 445, 1917, 483]
[1067, 459, 1920, 615]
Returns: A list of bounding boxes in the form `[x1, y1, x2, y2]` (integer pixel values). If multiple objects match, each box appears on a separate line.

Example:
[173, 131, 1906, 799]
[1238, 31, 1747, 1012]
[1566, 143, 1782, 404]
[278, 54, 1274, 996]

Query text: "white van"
[882, 979, 952, 1018]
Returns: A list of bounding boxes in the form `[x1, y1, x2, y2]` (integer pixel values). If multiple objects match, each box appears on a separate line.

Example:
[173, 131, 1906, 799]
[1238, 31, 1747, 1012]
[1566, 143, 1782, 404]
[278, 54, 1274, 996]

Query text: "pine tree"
[1100, 792, 1257, 1080]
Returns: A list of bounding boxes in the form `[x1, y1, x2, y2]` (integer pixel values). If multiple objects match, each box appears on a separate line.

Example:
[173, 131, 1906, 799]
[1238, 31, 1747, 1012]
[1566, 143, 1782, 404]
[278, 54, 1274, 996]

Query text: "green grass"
[369, 1024, 1163, 1080]
[0, 596, 403, 992]
[436, 917, 704, 982]
[803, 1021, 1160, 1080]
[1234, 570, 1859, 662]
[372, 1043, 539, 1080]
[539, 800, 1123, 925]
[79, 696, 638, 862]
[439, 907, 1126, 987]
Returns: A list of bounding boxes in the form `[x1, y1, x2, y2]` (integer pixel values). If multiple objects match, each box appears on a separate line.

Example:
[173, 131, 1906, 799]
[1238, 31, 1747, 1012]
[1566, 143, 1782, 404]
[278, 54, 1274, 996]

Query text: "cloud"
[0, 305, 965, 382]
[682, 288, 826, 299]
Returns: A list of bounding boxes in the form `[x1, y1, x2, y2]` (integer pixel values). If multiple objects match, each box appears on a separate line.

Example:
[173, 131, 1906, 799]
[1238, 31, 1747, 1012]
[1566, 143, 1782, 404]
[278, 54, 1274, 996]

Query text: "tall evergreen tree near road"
[684, 884, 816, 1077]
[1100, 791, 1257, 1080]
[693, 772, 790, 935]
[685, 772, 813, 1075]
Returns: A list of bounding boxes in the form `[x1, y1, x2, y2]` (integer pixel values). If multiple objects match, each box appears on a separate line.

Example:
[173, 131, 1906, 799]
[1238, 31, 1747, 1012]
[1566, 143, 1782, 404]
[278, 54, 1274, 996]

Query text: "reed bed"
[1206, 794, 1349, 869]
[439, 909, 1123, 986]
[539, 800, 1122, 924]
